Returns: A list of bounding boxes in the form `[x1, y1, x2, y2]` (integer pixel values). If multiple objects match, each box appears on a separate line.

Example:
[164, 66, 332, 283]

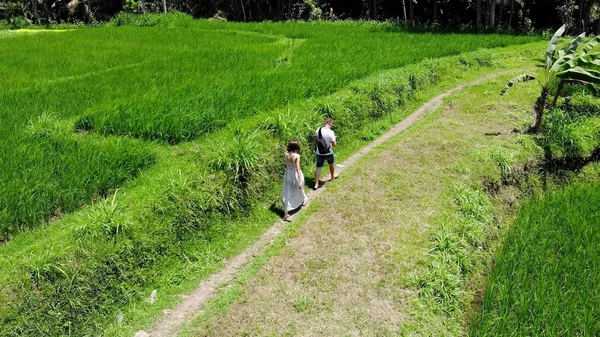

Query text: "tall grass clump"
[470, 183, 600, 336]
[260, 106, 324, 169]
[542, 92, 600, 159]
[0, 128, 154, 240]
[407, 185, 493, 335]
[208, 129, 275, 206]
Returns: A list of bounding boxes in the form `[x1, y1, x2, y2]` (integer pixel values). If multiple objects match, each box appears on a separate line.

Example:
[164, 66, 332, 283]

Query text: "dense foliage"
[542, 92, 600, 159]
[501, 24, 600, 132]
[2, 0, 600, 33]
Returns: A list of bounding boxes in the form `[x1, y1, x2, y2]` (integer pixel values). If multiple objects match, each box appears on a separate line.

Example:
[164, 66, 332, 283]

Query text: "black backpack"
[316, 127, 330, 154]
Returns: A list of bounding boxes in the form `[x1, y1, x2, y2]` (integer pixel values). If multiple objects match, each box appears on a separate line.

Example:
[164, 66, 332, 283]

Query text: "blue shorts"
[316, 154, 335, 168]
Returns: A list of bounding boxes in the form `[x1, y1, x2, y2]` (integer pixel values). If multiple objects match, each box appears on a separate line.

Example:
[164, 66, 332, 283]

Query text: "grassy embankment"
[0, 16, 543, 337]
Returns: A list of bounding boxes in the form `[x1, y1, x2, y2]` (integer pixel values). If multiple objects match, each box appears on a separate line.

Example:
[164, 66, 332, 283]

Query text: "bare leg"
[314, 167, 322, 189]
[329, 163, 336, 181]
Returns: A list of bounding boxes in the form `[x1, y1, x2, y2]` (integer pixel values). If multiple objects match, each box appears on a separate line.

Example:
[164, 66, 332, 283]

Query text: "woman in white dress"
[282, 141, 308, 221]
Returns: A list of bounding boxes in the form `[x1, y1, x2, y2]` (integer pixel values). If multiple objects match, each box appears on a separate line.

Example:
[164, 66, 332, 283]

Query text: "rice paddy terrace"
[0, 19, 537, 237]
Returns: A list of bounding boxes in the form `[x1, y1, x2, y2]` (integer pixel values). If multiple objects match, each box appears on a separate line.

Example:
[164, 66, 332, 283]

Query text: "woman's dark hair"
[287, 141, 301, 152]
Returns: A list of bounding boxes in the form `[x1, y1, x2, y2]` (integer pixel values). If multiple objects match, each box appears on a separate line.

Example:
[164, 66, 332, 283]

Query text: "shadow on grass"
[269, 203, 302, 218]
[268, 176, 333, 219]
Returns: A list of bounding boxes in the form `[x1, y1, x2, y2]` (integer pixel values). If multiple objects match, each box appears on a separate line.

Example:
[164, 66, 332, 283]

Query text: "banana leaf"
[565, 32, 586, 55]
[583, 36, 600, 53]
[500, 74, 537, 95]
[577, 52, 600, 67]
[551, 53, 576, 72]
[553, 52, 600, 73]
[557, 66, 600, 84]
[546, 25, 566, 67]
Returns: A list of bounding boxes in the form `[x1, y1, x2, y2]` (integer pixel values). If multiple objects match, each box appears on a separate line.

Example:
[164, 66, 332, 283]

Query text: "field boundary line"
[134, 67, 533, 337]
[7, 30, 298, 94]
[197, 28, 306, 66]
[4, 60, 155, 95]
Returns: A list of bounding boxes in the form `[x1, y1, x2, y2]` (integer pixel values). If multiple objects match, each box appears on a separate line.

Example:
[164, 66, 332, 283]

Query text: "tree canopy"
[1, 0, 600, 33]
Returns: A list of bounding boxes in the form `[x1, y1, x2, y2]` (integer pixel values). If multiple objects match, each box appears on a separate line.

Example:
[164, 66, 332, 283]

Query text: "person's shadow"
[305, 177, 319, 190]
[269, 202, 301, 218]
[308, 176, 335, 190]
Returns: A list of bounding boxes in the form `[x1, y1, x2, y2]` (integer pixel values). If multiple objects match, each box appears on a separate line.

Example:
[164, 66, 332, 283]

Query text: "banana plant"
[501, 25, 600, 133]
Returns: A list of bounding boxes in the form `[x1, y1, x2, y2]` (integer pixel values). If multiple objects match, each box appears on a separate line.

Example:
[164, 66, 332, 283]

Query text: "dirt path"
[134, 68, 531, 337]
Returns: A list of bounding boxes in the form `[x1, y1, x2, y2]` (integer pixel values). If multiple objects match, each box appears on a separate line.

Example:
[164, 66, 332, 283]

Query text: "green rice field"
[0, 18, 538, 239]
[470, 183, 600, 336]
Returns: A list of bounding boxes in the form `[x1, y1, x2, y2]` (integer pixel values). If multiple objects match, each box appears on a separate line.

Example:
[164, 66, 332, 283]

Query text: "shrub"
[208, 130, 274, 205]
[542, 108, 600, 159]
[109, 11, 193, 27]
[292, 0, 322, 21]
[9, 16, 30, 29]
[565, 92, 600, 116]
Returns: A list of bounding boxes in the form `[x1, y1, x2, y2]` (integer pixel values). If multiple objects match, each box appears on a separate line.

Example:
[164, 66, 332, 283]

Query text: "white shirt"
[315, 127, 336, 155]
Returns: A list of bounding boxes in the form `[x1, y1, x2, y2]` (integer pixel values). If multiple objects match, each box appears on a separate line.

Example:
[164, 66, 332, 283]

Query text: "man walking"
[313, 118, 337, 190]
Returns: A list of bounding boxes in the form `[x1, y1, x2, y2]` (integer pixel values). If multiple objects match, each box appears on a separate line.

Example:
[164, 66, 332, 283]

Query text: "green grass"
[470, 183, 600, 337]
[0, 16, 547, 337]
[542, 92, 600, 159]
[0, 19, 539, 237]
